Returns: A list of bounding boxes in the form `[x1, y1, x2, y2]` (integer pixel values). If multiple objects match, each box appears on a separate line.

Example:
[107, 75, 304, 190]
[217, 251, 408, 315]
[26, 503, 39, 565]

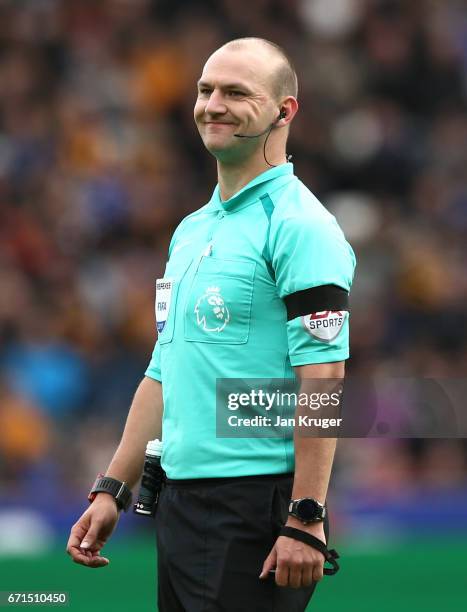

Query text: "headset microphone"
[232, 109, 289, 168]
[234, 110, 286, 138]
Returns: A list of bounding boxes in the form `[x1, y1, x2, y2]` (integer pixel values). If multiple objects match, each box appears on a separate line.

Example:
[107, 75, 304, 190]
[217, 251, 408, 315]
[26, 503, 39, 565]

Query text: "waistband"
[165, 472, 294, 488]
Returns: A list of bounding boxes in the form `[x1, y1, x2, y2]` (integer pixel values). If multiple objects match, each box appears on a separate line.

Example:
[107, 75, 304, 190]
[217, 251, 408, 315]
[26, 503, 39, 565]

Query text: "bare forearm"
[105, 375, 163, 488]
[291, 362, 344, 503]
[292, 437, 336, 503]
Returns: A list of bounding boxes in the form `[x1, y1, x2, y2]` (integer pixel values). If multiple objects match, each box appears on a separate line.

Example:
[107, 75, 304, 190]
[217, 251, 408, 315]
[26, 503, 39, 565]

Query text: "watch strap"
[88, 474, 132, 512]
[279, 526, 340, 575]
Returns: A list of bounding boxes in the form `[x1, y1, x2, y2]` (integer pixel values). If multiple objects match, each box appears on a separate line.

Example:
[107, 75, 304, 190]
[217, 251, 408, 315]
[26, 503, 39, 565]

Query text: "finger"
[80, 540, 104, 555]
[275, 560, 289, 588]
[68, 546, 89, 565]
[84, 551, 110, 568]
[68, 546, 106, 566]
[301, 564, 314, 587]
[66, 522, 88, 555]
[312, 562, 324, 583]
[288, 561, 302, 589]
[85, 548, 109, 562]
[259, 548, 277, 579]
[74, 555, 109, 568]
[71, 548, 109, 568]
[80, 520, 102, 550]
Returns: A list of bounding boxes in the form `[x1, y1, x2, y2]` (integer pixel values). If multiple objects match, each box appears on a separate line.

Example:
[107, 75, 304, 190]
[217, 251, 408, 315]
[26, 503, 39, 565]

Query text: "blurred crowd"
[1, 0, 467, 530]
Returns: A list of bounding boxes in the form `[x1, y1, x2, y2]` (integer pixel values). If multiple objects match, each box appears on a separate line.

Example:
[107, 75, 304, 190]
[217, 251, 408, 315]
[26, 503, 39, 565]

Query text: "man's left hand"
[259, 517, 326, 588]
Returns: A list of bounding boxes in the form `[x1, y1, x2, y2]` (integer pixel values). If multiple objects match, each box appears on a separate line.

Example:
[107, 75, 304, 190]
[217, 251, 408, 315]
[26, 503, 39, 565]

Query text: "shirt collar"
[208, 162, 294, 213]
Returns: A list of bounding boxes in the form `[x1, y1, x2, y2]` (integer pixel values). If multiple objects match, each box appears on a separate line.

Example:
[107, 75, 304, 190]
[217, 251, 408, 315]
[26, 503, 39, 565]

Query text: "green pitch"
[0, 536, 465, 611]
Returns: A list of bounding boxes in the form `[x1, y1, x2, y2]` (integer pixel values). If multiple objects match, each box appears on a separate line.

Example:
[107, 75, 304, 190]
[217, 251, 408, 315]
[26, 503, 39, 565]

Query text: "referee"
[67, 38, 356, 611]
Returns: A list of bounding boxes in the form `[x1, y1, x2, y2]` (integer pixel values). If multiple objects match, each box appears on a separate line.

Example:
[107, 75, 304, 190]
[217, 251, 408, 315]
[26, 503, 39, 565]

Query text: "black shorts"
[155, 473, 330, 612]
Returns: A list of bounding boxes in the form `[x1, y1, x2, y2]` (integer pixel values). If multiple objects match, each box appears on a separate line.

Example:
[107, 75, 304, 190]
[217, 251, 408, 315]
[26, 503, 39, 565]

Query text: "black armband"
[283, 284, 349, 322]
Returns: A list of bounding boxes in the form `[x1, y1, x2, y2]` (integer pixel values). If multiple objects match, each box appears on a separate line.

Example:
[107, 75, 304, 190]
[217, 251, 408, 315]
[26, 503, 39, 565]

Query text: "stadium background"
[0, 0, 466, 609]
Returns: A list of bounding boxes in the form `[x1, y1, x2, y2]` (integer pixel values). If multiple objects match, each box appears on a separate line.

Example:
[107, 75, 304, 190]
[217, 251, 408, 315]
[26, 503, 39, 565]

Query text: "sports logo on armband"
[302, 311, 348, 342]
[195, 286, 230, 332]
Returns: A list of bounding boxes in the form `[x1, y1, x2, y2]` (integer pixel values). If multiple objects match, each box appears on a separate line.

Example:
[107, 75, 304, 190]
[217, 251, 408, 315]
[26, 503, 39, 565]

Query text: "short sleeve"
[145, 341, 162, 382]
[270, 208, 356, 365]
[145, 220, 184, 383]
[270, 210, 355, 297]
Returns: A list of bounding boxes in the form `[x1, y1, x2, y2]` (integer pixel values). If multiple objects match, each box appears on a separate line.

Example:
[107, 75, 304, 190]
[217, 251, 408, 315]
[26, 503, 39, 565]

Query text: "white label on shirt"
[302, 311, 348, 342]
[155, 278, 174, 333]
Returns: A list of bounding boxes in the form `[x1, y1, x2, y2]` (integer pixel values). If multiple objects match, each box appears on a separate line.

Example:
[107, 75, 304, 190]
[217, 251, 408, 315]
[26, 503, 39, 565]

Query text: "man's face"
[194, 46, 278, 161]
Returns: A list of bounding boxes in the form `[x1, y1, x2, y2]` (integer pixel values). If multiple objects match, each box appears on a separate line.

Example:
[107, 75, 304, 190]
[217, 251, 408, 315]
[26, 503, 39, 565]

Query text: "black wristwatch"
[88, 473, 133, 512]
[288, 497, 326, 524]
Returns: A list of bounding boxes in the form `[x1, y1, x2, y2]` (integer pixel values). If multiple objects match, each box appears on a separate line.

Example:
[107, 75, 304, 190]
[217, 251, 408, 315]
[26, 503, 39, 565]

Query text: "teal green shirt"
[146, 163, 356, 479]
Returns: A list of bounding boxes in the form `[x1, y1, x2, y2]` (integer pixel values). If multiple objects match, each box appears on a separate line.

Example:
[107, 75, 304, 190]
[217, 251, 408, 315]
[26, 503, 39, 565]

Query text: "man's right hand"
[66, 493, 120, 568]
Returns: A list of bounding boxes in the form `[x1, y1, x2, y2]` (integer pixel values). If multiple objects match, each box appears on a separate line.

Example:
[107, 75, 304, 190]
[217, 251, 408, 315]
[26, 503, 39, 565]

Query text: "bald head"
[218, 37, 298, 102]
[194, 37, 299, 166]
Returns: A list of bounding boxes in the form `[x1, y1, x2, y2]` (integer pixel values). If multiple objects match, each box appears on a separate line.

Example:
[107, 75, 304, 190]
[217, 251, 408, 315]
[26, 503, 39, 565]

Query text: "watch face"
[296, 498, 320, 521]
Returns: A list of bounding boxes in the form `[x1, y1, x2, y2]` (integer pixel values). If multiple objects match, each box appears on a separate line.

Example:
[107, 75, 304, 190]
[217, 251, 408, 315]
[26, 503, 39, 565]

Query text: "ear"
[277, 97, 299, 125]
